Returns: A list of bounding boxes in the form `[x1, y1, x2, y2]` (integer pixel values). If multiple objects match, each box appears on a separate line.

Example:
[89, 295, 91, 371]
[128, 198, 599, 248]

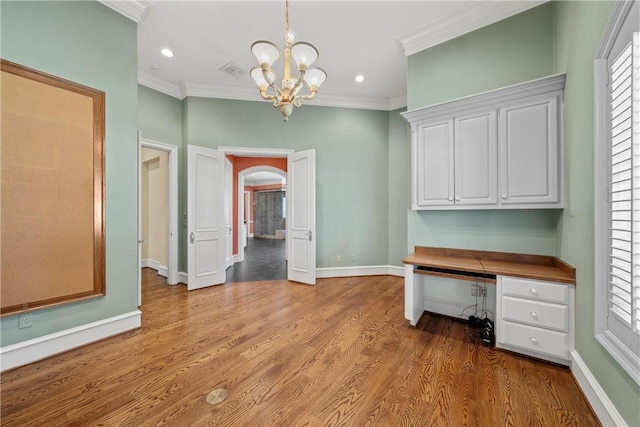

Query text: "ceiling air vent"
[219, 61, 248, 80]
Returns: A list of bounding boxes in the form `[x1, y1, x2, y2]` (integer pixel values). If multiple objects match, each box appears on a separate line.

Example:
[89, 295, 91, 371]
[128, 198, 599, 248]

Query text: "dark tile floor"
[226, 237, 286, 282]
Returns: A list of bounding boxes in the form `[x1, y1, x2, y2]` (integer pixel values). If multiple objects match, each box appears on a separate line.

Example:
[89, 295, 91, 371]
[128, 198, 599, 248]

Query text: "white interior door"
[187, 145, 226, 290]
[287, 149, 316, 285]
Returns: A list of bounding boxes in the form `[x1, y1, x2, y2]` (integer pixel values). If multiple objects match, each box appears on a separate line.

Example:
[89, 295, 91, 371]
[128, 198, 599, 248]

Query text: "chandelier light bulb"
[291, 42, 319, 70]
[304, 68, 327, 88]
[251, 41, 280, 67]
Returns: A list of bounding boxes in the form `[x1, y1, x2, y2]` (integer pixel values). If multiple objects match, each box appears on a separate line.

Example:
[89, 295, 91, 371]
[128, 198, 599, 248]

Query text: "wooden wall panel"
[1, 60, 105, 316]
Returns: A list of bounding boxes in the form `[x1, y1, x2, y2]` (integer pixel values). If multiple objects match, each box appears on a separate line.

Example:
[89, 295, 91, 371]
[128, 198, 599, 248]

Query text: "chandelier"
[250, 0, 327, 122]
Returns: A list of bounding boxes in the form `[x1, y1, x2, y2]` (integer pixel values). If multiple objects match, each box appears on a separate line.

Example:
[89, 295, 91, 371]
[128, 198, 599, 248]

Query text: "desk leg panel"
[404, 265, 424, 326]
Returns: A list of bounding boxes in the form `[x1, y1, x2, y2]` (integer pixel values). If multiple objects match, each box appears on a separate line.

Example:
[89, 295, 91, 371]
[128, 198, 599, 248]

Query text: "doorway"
[187, 145, 316, 288]
[228, 168, 287, 282]
[138, 138, 178, 305]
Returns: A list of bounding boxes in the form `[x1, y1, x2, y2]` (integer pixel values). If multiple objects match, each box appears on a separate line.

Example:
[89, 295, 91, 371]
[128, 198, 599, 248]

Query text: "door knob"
[190, 232, 195, 243]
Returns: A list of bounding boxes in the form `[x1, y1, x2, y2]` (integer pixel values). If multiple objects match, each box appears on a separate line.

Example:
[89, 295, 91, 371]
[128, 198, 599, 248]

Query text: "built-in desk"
[403, 246, 576, 365]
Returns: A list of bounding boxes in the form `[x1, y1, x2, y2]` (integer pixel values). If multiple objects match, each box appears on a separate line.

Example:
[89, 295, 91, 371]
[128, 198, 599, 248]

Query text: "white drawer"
[502, 296, 568, 331]
[500, 321, 568, 359]
[501, 276, 568, 304]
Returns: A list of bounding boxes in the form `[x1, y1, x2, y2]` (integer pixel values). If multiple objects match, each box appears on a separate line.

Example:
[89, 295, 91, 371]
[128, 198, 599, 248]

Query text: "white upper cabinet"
[455, 110, 498, 206]
[415, 119, 454, 206]
[403, 74, 565, 210]
[499, 95, 560, 205]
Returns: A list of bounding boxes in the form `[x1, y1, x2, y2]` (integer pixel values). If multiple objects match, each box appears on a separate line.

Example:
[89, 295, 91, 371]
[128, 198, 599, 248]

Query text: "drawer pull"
[529, 288, 538, 295]
[529, 336, 538, 344]
[530, 311, 538, 319]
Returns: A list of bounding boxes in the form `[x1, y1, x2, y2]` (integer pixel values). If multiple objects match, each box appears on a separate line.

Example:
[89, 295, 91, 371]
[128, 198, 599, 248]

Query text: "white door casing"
[137, 132, 142, 306]
[224, 157, 233, 269]
[187, 145, 226, 290]
[287, 149, 316, 285]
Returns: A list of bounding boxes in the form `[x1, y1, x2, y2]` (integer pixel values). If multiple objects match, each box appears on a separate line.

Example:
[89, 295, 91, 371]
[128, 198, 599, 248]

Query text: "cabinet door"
[499, 95, 561, 205]
[413, 119, 454, 207]
[454, 111, 498, 205]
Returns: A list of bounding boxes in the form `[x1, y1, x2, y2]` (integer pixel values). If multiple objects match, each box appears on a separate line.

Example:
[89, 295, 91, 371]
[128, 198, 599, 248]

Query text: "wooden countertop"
[402, 246, 576, 285]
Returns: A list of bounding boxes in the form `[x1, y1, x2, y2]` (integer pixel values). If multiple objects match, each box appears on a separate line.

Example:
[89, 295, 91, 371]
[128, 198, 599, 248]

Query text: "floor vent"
[206, 388, 229, 405]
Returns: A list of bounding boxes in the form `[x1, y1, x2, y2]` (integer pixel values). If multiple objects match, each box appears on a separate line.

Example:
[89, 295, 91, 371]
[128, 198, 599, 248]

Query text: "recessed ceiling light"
[161, 48, 174, 58]
[355, 74, 365, 83]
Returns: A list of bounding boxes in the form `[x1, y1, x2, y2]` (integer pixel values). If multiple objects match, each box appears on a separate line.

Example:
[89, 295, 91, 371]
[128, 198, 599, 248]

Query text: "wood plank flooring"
[1, 269, 600, 426]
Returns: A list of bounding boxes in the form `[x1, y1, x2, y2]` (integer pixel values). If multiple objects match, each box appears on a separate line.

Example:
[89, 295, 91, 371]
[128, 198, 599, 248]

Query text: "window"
[595, 0, 640, 384]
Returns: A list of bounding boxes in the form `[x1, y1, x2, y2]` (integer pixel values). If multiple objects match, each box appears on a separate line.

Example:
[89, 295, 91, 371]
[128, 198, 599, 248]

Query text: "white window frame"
[594, 0, 640, 385]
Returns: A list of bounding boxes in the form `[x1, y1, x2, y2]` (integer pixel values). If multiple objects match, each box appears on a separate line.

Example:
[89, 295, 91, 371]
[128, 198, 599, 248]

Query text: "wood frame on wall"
[1, 59, 106, 316]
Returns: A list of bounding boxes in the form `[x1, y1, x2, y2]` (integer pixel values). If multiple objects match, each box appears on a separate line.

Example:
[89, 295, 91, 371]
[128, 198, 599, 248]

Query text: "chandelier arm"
[261, 68, 278, 89]
[290, 70, 306, 99]
[258, 88, 275, 102]
[295, 89, 318, 103]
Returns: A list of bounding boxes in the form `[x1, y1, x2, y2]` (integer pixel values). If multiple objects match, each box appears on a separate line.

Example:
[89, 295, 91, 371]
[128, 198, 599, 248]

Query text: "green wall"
[553, 1, 639, 425]
[154, 96, 392, 269]
[1, 1, 138, 346]
[387, 109, 409, 266]
[406, 2, 559, 256]
[408, 2, 555, 110]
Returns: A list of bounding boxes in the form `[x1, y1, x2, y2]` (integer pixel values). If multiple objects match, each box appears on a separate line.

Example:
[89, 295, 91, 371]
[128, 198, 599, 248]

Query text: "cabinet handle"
[501, 195, 507, 199]
[530, 311, 538, 319]
[455, 197, 460, 201]
[448, 197, 453, 201]
[529, 336, 538, 343]
[529, 288, 538, 295]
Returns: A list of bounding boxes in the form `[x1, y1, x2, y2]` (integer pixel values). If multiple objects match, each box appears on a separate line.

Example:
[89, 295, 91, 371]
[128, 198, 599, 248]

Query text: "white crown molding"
[138, 73, 407, 111]
[397, 1, 547, 57]
[389, 94, 408, 111]
[183, 81, 260, 103]
[138, 70, 184, 99]
[98, 0, 154, 23]
[307, 92, 403, 111]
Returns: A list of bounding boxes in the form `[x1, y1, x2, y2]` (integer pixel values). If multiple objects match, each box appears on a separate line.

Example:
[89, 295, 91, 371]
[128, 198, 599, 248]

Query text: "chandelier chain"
[285, 0, 290, 41]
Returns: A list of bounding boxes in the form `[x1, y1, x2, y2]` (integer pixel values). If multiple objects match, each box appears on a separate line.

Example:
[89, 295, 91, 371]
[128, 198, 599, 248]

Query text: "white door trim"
[140, 138, 179, 286]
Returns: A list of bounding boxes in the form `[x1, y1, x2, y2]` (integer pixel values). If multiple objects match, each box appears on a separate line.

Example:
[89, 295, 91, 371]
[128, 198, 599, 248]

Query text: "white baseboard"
[178, 272, 188, 284]
[570, 350, 627, 427]
[0, 310, 141, 372]
[141, 259, 168, 278]
[316, 265, 405, 278]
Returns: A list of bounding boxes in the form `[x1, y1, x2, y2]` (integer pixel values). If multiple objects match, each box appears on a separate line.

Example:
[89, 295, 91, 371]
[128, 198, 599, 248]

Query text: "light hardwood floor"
[1, 269, 600, 426]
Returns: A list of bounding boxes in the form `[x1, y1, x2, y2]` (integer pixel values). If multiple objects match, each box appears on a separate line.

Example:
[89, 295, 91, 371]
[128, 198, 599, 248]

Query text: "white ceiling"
[103, 0, 545, 110]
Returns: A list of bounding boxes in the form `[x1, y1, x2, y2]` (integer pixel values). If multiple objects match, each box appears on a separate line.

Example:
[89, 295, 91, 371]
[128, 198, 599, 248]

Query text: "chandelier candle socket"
[250, 0, 327, 122]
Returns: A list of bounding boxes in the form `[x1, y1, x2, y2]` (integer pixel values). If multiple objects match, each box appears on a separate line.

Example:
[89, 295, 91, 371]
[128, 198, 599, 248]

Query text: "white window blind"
[607, 32, 640, 347]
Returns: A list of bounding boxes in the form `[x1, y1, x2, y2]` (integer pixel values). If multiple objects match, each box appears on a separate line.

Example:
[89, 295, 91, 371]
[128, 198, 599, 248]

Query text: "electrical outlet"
[471, 284, 487, 297]
[336, 255, 342, 263]
[19, 313, 33, 329]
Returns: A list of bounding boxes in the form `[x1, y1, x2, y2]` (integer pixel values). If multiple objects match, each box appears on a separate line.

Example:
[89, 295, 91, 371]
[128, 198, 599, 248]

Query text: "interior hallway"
[226, 237, 286, 282]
